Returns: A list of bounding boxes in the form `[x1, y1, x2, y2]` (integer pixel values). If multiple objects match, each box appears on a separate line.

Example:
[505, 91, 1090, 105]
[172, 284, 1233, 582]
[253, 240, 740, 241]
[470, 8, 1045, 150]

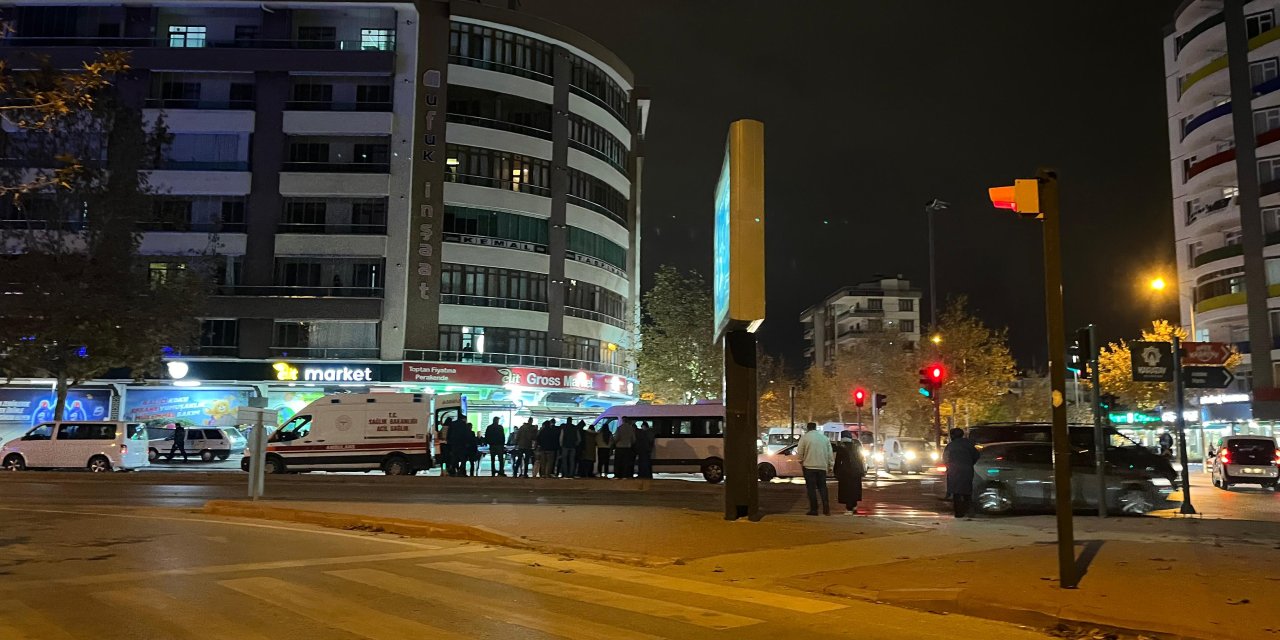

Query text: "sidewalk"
[201, 497, 1280, 639]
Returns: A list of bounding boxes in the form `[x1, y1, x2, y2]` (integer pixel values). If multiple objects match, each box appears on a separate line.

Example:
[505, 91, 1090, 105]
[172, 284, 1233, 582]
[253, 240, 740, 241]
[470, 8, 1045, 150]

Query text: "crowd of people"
[434, 416, 657, 479]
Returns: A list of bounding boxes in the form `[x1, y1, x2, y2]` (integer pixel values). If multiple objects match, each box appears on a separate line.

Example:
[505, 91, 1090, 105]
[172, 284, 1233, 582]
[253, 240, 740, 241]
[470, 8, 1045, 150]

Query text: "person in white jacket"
[795, 422, 834, 515]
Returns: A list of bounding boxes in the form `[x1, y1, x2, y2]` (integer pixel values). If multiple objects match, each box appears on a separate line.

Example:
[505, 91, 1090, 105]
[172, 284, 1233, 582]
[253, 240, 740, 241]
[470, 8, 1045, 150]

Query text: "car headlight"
[905, 451, 917, 460]
[929, 451, 940, 461]
[873, 452, 884, 461]
[1151, 477, 1171, 487]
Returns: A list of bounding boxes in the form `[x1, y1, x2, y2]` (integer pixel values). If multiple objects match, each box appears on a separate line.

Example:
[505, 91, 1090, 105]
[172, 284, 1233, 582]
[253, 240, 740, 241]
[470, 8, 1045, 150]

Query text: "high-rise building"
[1164, 1, 1278, 394]
[0, 1, 645, 432]
[800, 277, 922, 367]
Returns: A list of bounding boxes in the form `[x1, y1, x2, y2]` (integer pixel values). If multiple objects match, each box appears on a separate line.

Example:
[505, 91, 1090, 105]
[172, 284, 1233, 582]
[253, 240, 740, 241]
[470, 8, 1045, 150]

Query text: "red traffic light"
[928, 364, 946, 383]
[853, 388, 867, 407]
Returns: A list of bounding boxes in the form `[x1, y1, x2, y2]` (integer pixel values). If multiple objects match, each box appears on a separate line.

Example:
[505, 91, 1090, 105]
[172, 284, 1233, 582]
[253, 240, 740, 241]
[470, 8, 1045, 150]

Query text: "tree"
[0, 96, 207, 419]
[796, 333, 920, 431]
[0, 47, 130, 198]
[1097, 319, 1241, 411]
[757, 351, 798, 428]
[928, 297, 1018, 427]
[635, 266, 722, 403]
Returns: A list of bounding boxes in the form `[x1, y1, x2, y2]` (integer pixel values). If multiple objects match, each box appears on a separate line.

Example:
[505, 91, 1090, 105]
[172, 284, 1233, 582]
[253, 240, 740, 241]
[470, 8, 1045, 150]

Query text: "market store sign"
[402, 362, 634, 395]
[273, 362, 376, 382]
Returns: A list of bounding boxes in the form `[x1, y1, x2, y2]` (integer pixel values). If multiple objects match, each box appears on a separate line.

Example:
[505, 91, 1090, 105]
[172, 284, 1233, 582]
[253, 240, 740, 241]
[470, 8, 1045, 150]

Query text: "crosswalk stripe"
[328, 568, 672, 640]
[421, 561, 762, 630]
[0, 601, 77, 640]
[500, 552, 846, 613]
[0, 546, 488, 592]
[92, 587, 274, 640]
[220, 576, 470, 640]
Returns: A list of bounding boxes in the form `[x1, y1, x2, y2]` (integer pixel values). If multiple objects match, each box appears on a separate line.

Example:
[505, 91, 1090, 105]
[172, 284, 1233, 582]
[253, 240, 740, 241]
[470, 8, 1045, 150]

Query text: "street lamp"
[924, 198, 950, 329]
[930, 334, 942, 346]
[1148, 275, 1196, 338]
[1149, 277, 1167, 292]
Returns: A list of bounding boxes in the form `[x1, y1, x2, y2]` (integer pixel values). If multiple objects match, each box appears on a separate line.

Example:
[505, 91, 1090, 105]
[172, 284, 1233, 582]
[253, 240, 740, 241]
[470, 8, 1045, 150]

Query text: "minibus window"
[705, 418, 723, 436]
[275, 415, 313, 441]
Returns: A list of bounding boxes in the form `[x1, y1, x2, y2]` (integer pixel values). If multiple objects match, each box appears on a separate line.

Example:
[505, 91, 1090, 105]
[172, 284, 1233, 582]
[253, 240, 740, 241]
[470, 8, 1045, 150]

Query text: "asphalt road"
[0, 506, 1056, 640]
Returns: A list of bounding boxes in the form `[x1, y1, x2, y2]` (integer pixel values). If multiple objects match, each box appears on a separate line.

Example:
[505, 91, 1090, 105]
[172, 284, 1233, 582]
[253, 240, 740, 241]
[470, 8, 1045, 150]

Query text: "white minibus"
[591, 402, 725, 482]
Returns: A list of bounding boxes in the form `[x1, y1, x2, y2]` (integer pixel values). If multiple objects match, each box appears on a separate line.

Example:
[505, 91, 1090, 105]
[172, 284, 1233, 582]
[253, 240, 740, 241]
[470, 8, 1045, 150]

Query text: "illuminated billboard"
[712, 119, 766, 339]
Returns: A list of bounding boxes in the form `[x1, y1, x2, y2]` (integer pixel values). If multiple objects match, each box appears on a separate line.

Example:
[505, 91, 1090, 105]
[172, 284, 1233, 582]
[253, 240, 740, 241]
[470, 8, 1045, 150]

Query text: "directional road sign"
[1181, 342, 1233, 366]
[1185, 366, 1234, 389]
[1130, 341, 1174, 382]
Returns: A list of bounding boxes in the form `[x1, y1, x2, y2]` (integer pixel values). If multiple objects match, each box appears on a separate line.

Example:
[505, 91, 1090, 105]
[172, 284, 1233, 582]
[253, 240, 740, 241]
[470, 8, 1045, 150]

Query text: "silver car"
[935, 441, 1174, 515]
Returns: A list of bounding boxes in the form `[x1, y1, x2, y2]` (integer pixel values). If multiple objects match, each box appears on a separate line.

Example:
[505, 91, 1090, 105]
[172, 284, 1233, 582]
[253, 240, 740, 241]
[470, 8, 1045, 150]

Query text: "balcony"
[285, 100, 393, 112]
[1192, 230, 1280, 268]
[448, 173, 551, 197]
[1185, 194, 1233, 227]
[447, 113, 552, 140]
[144, 98, 254, 110]
[838, 307, 884, 319]
[157, 160, 250, 172]
[565, 306, 627, 329]
[215, 285, 383, 298]
[281, 161, 389, 174]
[440, 294, 547, 312]
[401, 349, 630, 377]
[269, 347, 380, 359]
[447, 54, 553, 85]
[1175, 11, 1223, 57]
[277, 222, 386, 235]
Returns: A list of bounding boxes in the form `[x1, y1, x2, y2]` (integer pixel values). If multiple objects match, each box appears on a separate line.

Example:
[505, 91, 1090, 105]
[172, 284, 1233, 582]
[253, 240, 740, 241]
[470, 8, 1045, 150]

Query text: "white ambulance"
[244, 393, 463, 475]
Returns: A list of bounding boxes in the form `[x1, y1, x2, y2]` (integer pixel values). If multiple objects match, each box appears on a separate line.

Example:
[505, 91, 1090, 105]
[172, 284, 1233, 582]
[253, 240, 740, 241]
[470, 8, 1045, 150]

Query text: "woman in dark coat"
[943, 427, 981, 518]
[833, 432, 866, 513]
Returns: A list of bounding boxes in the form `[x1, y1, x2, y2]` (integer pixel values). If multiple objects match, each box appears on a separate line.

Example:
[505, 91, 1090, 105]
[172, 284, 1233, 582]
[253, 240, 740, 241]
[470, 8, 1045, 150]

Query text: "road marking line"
[0, 601, 78, 640]
[328, 568, 671, 640]
[0, 546, 489, 591]
[500, 552, 845, 613]
[220, 576, 469, 640]
[91, 587, 273, 640]
[421, 561, 762, 630]
[0, 506, 443, 547]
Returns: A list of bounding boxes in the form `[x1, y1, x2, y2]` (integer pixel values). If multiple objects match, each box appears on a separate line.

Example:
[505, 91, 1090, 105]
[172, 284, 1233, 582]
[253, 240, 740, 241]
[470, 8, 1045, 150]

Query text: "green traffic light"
[918, 387, 931, 398]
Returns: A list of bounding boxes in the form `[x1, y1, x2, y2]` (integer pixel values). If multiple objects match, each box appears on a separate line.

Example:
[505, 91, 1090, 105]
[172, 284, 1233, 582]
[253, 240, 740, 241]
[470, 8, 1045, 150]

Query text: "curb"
[821, 583, 1210, 640]
[201, 500, 678, 568]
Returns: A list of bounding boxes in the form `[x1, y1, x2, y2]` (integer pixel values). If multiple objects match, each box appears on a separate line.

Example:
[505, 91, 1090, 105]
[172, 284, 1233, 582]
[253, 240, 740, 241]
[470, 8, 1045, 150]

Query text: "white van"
[878, 436, 937, 474]
[1, 421, 149, 472]
[762, 426, 801, 454]
[245, 393, 437, 475]
[591, 402, 725, 482]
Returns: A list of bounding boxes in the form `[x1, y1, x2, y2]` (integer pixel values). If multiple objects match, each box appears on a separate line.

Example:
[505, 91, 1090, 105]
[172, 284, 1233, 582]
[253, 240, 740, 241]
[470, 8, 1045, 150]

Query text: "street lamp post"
[925, 199, 950, 328]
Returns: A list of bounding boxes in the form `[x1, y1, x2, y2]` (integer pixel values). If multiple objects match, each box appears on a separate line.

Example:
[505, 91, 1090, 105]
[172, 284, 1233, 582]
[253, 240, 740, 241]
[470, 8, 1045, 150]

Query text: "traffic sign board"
[1185, 366, 1234, 389]
[1130, 341, 1174, 382]
[1181, 342, 1233, 366]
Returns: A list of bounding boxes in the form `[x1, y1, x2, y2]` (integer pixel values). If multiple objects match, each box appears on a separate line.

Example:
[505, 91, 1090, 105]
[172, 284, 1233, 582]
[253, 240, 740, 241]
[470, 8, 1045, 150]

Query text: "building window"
[439, 325, 547, 357]
[567, 226, 627, 270]
[289, 142, 329, 163]
[284, 200, 326, 231]
[234, 25, 259, 46]
[353, 143, 389, 165]
[565, 281, 627, 326]
[1256, 107, 1280, 136]
[898, 299, 914, 312]
[1248, 10, 1275, 39]
[273, 321, 378, 357]
[297, 26, 336, 49]
[443, 205, 549, 248]
[439, 263, 548, 310]
[291, 81, 333, 109]
[360, 28, 394, 51]
[1260, 156, 1280, 184]
[160, 81, 200, 107]
[867, 319, 883, 332]
[199, 319, 238, 354]
[447, 84, 554, 137]
[1225, 228, 1244, 246]
[148, 261, 186, 285]
[355, 84, 392, 110]
[274, 258, 383, 295]
[867, 298, 883, 311]
[1250, 58, 1279, 88]
[168, 25, 206, 48]
[448, 21, 554, 81]
[1187, 241, 1204, 263]
[1264, 207, 1280, 235]
[445, 144, 551, 196]
[900, 319, 915, 333]
[229, 83, 256, 109]
[567, 53, 628, 122]
[568, 114, 628, 173]
[567, 168, 628, 224]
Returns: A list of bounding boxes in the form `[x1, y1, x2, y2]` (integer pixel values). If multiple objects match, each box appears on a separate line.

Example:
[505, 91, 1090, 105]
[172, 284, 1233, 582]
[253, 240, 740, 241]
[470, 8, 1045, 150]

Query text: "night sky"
[524, 0, 1183, 368]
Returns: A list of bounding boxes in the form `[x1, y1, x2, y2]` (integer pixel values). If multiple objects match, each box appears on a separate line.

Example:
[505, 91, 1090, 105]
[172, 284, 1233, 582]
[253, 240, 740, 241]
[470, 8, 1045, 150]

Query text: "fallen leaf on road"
[712, 567, 724, 573]
[895, 556, 909, 560]
[955, 559, 975, 563]
[1156, 566, 1172, 571]
[1226, 598, 1251, 605]
[1148, 557, 1175, 562]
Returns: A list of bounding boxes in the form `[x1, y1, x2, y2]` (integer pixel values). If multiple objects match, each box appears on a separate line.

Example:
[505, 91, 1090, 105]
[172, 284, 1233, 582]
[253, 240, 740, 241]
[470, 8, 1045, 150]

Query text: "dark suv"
[966, 423, 1177, 483]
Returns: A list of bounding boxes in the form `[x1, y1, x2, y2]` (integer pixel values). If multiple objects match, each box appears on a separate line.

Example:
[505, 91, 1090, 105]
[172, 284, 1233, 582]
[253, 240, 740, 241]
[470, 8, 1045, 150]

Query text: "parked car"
[2, 421, 149, 472]
[933, 441, 1174, 515]
[149, 426, 246, 462]
[966, 422, 1177, 483]
[1211, 436, 1279, 490]
[757, 444, 805, 481]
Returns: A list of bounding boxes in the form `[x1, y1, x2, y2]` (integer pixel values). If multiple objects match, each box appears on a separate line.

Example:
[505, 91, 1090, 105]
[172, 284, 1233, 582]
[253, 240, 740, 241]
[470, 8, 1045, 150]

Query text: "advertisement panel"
[122, 388, 255, 427]
[712, 119, 766, 339]
[0, 388, 113, 426]
[402, 362, 634, 396]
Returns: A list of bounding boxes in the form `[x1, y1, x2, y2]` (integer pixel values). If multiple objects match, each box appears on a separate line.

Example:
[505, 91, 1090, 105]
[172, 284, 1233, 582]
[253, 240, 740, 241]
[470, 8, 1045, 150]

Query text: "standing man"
[796, 422, 833, 516]
[943, 427, 981, 518]
[485, 417, 506, 476]
[558, 418, 580, 478]
[169, 423, 188, 462]
[536, 419, 558, 477]
[635, 421, 654, 479]
[514, 418, 536, 477]
[612, 418, 638, 479]
[447, 416, 470, 476]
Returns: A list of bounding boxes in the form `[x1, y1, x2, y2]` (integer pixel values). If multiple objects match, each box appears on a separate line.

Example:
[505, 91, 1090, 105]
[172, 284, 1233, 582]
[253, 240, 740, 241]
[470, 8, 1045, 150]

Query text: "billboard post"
[714, 119, 765, 522]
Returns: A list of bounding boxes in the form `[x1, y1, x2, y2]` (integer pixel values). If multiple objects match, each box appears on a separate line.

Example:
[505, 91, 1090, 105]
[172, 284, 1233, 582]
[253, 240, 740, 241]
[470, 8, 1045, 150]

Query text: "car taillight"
[1274, 449, 1279, 465]
[120, 444, 128, 454]
[1220, 451, 1230, 464]
[936, 465, 947, 473]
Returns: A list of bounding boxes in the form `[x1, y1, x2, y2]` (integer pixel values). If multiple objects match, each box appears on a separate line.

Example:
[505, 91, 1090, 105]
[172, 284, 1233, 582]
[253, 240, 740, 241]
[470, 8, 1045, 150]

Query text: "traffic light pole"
[1172, 336, 1196, 515]
[1088, 324, 1107, 519]
[932, 387, 942, 447]
[1037, 168, 1076, 589]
